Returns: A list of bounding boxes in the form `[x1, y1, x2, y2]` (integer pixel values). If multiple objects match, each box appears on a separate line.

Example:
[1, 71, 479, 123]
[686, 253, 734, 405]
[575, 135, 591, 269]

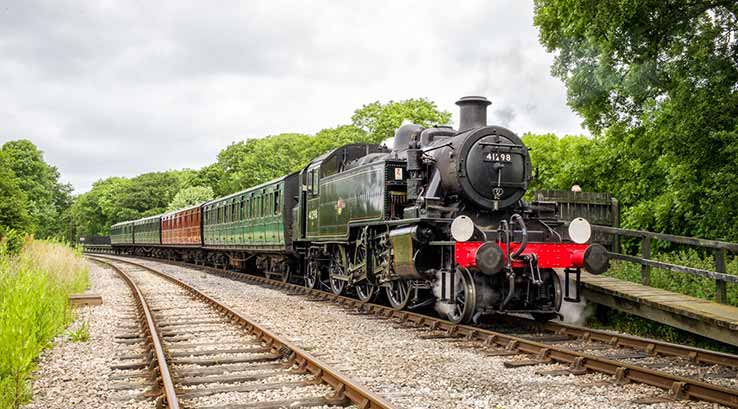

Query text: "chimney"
[456, 96, 491, 131]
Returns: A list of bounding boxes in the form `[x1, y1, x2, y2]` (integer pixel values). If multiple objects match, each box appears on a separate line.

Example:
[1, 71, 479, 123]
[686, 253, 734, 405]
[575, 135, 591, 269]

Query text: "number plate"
[484, 152, 512, 162]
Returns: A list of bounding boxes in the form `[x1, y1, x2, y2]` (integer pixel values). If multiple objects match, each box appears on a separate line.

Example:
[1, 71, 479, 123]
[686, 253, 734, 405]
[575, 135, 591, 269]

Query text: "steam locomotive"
[110, 96, 609, 323]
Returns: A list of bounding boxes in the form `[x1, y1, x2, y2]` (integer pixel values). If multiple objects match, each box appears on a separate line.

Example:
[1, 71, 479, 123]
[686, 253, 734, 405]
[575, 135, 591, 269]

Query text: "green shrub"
[0, 229, 26, 256]
[0, 240, 88, 408]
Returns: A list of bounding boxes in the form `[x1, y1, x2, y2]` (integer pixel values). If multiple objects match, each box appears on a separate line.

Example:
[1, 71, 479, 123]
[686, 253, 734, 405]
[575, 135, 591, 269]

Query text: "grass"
[0, 238, 88, 409]
[67, 321, 90, 343]
[587, 249, 738, 352]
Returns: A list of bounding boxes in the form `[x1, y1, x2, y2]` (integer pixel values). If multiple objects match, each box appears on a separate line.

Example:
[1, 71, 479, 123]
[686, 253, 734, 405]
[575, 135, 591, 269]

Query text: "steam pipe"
[499, 218, 515, 310]
[510, 214, 528, 258]
[501, 271, 515, 310]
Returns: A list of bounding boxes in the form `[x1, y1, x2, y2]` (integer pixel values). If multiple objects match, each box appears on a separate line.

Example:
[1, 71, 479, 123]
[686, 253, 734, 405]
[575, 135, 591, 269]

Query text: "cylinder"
[456, 96, 491, 131]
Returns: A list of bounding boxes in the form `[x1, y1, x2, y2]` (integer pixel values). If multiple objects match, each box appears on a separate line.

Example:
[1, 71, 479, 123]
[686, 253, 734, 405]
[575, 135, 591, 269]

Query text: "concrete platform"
[579, 272, 738, 347]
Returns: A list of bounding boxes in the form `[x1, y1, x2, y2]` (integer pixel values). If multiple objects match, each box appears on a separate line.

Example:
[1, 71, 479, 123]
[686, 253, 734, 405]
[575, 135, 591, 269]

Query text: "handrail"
[592, 225, 738, 252]
[591, 225, 735, 303]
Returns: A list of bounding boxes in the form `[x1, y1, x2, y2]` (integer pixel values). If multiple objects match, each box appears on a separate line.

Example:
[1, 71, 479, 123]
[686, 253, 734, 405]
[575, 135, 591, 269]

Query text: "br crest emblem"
[335, 198, 345, 215]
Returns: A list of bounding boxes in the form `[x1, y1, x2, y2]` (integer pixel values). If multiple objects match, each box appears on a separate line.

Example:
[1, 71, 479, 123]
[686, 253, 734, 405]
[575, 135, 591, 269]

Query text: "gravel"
[124, 256, 728, 409]
[22, 262, 154, 409]
[118, 262, 354, 408]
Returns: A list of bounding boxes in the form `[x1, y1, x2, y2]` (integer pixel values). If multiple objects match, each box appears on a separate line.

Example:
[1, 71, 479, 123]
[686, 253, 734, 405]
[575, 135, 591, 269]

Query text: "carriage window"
[274, 191, 280, 215]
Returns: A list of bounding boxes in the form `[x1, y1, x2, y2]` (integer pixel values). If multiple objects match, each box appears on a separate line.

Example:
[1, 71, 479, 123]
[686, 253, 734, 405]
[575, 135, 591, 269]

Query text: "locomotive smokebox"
[456, 96, 491, 131]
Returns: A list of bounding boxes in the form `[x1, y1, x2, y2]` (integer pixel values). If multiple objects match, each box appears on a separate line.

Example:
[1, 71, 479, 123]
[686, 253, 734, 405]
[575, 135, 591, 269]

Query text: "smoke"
[555, 269, 594, 325]
[492, 106, 517, 127]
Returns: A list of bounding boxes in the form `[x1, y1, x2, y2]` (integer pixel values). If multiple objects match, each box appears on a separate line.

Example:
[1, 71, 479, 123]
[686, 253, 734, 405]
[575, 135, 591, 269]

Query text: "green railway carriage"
[203, 172, 299, 252]
[296, 144, 403, 241]
[110, 221, 134, 245]
[133, 215, 162, 245]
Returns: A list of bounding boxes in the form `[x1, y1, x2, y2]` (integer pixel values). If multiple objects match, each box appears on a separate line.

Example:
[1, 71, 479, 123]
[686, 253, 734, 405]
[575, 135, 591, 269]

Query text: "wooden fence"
[592, 225, 738, 303]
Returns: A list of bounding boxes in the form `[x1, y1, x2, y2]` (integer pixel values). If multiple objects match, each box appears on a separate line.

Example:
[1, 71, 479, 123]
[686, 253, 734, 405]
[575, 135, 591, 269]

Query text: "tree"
[522, 133, 595, 193]
[1, 140, 73, 238]
[167, 186, 214, 212]
[534, 1, 738, 239]
[312, 125, 370, 152]
[114, 170, 191, 219]
[191, 164, 227, 197]
[215, 133, 314, 193]
[351, 98, 452, 143]
[71, 177, 130, 236]
[0, 151, 31, 232]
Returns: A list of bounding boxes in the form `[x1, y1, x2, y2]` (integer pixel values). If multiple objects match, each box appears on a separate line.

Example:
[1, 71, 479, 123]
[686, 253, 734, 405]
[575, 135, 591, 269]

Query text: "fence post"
[715, 248, 727, 304]
[641, 236, 651, 286]
[611, 197, 620, 254]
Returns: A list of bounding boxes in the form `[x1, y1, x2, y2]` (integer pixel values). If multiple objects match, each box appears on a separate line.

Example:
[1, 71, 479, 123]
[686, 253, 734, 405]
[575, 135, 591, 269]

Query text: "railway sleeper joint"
[668, 381, 688, 401]
[614, 367, 630, 385]
[569, 357, 588, 375]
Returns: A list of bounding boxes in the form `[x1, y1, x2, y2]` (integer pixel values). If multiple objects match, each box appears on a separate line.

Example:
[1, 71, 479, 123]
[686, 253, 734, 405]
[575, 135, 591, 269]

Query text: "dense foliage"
[166, 186, 215, 212]
[0, 141, 73, 241]
[70, 170, 197, 236]
[533, 0, 738, 240]
[0, 152, 31, 234]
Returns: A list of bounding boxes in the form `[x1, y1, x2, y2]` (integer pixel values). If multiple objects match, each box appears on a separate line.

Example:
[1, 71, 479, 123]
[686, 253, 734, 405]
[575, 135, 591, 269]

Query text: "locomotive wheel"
[329, 247, 349, 296]
[353, 235, 377, 302]
[305, 261, 320, 289]
[355, 280, 377, 303]
[385, 279, 412, 310]
[447, 267, 477, 324]
[531, 268, 562, 323]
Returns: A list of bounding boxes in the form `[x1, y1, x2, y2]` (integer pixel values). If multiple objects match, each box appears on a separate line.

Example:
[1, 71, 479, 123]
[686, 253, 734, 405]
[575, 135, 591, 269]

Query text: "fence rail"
[592, 225, 735, 303]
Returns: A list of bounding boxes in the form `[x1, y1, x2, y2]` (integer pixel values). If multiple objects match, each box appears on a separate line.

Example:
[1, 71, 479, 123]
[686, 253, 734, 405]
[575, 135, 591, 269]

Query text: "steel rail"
[89, 255, 396, 409]
[540, 320, 738, 369]
[86, 253, 738, 408]
[100, 258, 180, 408]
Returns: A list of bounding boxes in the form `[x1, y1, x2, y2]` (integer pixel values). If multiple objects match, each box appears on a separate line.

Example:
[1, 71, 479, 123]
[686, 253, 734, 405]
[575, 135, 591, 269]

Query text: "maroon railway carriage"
[161, 204, 202, 246]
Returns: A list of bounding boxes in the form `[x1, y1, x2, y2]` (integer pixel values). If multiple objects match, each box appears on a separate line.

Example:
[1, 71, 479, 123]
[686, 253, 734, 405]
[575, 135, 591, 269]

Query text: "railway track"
[87, 253, 738, 408]
[89, 256, 395, 409]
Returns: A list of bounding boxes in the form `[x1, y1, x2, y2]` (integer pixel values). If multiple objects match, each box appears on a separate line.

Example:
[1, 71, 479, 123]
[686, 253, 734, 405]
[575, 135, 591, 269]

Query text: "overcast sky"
[0, 0, 585, 193]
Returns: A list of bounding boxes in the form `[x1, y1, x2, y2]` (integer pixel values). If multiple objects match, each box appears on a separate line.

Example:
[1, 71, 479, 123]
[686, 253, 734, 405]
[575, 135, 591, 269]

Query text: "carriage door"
[299, 169, 309, 239]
